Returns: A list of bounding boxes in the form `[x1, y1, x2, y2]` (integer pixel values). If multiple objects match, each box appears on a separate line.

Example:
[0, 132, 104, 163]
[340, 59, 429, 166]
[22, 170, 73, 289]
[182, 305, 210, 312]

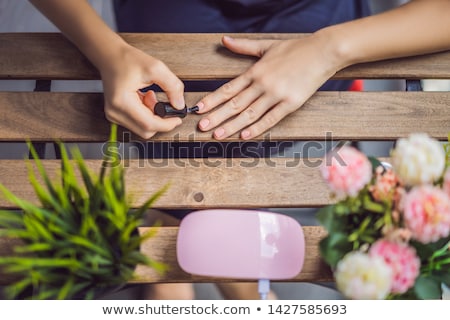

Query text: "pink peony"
[320, 146, 372, 198]
[369, 240, 420, 294]
[403, 185, 450, 244]
[444, 168, 450, 198]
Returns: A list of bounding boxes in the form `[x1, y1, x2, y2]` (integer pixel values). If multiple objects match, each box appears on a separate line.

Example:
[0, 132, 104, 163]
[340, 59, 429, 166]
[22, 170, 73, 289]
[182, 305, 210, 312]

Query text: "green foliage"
[317, 175, 391, 269]
[445, 133, 450, 169]
[0, 124, 167, 299]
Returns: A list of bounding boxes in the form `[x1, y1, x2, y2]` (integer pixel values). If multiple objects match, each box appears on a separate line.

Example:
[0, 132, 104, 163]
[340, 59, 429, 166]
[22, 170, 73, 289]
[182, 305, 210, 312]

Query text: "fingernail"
[199, 118, 210, 130]
[223, 35, 233, 42]
[196, 101, 204, 112]
[174, 99, 185, 109]
[241, 130, 251, 139]
[214, 128, 225, 139]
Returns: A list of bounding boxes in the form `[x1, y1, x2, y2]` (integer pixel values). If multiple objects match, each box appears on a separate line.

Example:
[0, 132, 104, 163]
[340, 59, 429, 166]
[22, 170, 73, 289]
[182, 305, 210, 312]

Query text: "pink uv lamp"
[176, 209, 305, 280]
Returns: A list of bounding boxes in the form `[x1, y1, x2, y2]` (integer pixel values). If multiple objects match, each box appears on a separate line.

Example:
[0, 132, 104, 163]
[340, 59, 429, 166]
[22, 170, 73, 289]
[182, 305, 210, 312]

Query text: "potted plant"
[0, 124, 166, 299]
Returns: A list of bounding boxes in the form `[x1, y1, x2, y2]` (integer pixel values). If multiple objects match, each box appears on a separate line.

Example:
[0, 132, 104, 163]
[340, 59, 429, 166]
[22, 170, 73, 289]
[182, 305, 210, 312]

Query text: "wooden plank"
[0, 226, 332, 285]
[0, 159, 334, 209]
[1, 33, 450, 80]
[0, 91, 449, 142]
[134, 226, 332, 283]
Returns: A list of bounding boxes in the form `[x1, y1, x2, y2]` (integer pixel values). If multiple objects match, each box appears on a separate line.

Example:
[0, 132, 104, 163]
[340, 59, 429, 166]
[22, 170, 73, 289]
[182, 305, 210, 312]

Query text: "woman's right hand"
[99, 43, 185, 139]
[29, 0, 185, 139]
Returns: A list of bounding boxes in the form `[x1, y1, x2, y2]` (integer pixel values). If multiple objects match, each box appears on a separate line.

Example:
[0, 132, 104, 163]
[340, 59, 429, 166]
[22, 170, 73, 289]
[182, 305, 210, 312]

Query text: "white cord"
[258, 279, 270, 300]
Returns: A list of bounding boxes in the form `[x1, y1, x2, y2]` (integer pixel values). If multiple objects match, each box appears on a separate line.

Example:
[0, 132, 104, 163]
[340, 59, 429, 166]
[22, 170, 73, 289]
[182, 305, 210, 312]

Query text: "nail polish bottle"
[154, 102, 199, 118]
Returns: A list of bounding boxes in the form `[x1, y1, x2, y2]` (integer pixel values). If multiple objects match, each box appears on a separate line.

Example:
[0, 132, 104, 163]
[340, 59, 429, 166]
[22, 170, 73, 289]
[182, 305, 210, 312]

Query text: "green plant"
[0, 124, 166, 299]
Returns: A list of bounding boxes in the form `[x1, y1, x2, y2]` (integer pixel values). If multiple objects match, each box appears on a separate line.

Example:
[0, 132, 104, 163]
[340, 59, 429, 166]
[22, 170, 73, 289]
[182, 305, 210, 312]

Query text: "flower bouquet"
[318, 133, 450, 299]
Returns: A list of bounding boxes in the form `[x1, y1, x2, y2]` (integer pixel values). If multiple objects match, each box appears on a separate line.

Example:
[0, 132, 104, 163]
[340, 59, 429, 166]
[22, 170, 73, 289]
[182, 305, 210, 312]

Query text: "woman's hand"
[99, 43, 185, 139]
[196, 34, 343, 140]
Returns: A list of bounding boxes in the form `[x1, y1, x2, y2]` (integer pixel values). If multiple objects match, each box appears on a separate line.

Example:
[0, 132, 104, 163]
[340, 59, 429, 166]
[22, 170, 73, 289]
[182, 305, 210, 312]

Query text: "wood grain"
[1, 33, 450, 80]
[0, 158, 334, 209]
[0, 226, 332, 285]
[0, 91, 449, 142]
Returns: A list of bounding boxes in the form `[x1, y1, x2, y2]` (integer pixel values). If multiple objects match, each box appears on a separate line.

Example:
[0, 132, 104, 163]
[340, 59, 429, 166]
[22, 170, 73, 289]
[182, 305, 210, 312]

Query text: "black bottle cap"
[154, 102, 199, 118]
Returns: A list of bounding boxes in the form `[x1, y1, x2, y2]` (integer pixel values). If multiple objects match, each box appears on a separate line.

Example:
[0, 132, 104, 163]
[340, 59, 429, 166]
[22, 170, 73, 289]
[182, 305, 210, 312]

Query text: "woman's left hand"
[196, 34, 342, 140]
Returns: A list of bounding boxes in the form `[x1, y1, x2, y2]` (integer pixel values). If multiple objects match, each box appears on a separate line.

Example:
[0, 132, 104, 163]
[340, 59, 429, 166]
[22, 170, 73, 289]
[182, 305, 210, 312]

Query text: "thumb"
[221, 36, 275, 58]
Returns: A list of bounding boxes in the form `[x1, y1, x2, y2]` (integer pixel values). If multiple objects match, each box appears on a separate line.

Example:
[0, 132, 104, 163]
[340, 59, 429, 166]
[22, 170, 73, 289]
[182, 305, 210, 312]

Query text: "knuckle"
[228, 96, 241, 112]
[221, 81, 234, 96]
[150, 60, 167, 73]
[139, 131, 155, 140]
[172, 79, 184, 92]
[263, 112, 279, 128]
[244, 107, 258, 122]
[104, 111, 116, 123]
[283, 95, 301, 109]
[109, 95, 125, 110]
[269, 85, 287, 101]
[104, 105, 120, 123]
[139, 124, 157, 139]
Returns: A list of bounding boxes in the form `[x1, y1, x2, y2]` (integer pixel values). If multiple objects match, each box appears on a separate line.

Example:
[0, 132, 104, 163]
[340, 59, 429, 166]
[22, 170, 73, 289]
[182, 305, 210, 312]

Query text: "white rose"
[391, 133, 445, 186]
[335, 252, 392, 300]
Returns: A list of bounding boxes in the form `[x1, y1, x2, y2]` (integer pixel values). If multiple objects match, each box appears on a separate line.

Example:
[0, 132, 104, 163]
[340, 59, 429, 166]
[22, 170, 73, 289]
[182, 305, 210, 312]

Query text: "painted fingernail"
[241, 130, 251, 139]
[199, 118, 210, 130]
[196, 101, 204, 112]
[214, 127, 225, 139]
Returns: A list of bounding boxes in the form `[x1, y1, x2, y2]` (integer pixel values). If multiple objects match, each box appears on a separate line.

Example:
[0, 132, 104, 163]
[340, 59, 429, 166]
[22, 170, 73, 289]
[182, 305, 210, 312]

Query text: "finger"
[197, 73, 252, 114]
[151, 61, 185, 109]
[222, 36, 275, 58]
[142, 90, 158, 112]
[212, 94, 278, 140]
[106, 96, 182, 139]
[198, 87, 262, 131]
[240, 101, 296, 140]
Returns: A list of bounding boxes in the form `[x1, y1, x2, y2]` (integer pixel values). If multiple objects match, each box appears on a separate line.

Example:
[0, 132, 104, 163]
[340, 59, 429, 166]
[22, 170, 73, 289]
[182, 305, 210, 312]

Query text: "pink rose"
[403, 185, 450, 244]
[369, 240, 420, 294]
[320, 146, 372, 198]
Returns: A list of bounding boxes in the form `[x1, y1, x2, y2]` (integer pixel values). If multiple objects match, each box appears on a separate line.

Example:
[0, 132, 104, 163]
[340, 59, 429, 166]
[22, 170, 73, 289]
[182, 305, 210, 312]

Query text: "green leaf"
[319, 232, 352, 268]
[67, 236, 111, 258]
[362, 196, 386, 213]
[368, 156, 382, 173]
[414, 275, 442, 299]
[430, 270, 450, 287]
[0, 210, 23, 227]
[26, 142, 59, 200]
[14, 243, 53, 254]
[3, 277, 33, 299]
[57, 276, 74, 300]
[316, 206, 335, 231]
[71, 147, 94, 195]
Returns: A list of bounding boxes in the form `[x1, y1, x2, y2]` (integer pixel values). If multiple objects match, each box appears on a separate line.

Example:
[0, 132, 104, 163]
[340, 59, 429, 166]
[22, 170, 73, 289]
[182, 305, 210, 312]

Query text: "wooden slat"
[0, 91, 449, 142]
[1, 33, 450, 80]
[0, 159, 334, 209]
[134, 226, 332, 283]
[0, 226, 332, 285]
